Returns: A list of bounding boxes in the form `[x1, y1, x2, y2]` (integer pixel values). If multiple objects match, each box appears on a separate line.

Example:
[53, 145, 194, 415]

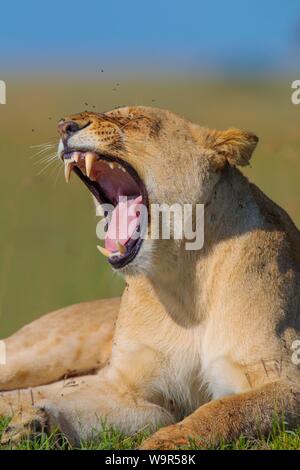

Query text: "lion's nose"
[58, 120, 82, 138]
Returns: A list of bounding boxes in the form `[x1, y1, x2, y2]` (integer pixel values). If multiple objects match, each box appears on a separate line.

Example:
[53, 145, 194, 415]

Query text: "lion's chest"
[156, 322, 248, 416]
[152, 324, 208, 417]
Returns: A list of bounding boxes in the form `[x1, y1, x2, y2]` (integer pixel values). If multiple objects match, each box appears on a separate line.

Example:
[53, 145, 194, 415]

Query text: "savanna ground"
[0, 78, 299, 449]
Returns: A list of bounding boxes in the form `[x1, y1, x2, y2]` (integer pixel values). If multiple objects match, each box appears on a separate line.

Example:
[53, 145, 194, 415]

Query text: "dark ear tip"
[252, 134, 259, 143]
[246, 132, 259, 144]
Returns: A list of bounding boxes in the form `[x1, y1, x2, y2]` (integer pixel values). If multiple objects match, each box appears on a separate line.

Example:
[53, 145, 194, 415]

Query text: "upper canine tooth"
[85, 152, 96, 178]
[64, 162, 73, 183]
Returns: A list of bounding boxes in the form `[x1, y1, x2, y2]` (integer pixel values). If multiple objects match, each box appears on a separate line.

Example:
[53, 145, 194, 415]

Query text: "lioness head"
[57, 106, 258, 275]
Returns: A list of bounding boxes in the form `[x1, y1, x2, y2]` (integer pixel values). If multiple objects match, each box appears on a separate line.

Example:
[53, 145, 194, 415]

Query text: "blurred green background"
[1, 0, 300, 337]
[0, 79, 299, 337]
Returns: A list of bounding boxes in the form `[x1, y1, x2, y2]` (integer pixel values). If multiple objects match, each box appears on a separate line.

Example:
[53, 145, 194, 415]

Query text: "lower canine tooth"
[85, 152, 96, 178]
[73, 152, 80, 163]
[64, 162, 73, 183]
[97, 246, 111, 258]
[116, 241, 126, 255]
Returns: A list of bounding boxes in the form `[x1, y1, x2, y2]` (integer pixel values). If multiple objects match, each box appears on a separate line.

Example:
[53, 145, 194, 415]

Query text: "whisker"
[31, 145, 55, 155]
[30, 142, 57, 159]
[33, 153, 58, 166]
[53, 164, 64, 186]
[30, 142, 56, 151]
[31, 149, 55, 160]
[49, 162, 60, 177]
[30, 141, 56, 149]
[37, 158, 59, 176]
[48, 160, 61, 179]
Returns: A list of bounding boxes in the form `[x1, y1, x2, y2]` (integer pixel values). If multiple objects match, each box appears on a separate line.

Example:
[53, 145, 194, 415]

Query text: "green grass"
[0, 418, 149, 450]
[1, 417, 300, 450]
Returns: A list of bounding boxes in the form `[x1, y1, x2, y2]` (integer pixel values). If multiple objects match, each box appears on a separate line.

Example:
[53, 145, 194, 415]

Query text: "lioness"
[0, 106, 300, 449]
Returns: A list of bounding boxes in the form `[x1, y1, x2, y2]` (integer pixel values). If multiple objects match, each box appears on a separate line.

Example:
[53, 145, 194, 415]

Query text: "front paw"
[140, 423, 191, 450]
[1, 406, 50, 446]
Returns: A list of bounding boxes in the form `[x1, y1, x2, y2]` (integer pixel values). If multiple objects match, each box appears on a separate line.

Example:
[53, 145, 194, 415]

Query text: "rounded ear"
[201, 128, 259, 167]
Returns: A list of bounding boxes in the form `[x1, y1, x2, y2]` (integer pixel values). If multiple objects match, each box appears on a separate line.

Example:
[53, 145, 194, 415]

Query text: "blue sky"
[1, 0, 300, 75]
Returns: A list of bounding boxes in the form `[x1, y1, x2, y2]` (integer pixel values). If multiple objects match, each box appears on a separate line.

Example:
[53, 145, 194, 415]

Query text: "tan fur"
[1, 106, 300, 448]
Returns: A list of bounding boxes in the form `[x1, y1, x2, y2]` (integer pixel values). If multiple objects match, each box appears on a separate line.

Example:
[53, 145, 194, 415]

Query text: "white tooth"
[116, 241, 126, 255]
[73, 152, 80, 163]
[85, 152, 96, 178]
[64, 162, 73, 183]
[117, 164, 126, 172]
[108, 162, 116, 170]
[97, 245, 111, 258]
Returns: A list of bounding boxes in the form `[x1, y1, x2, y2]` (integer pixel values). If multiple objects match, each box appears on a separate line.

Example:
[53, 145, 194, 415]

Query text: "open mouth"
[62, 149, 148, 269]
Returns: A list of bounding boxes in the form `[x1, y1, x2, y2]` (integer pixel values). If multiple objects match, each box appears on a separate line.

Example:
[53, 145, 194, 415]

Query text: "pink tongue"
[105, 196, 142, 253]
